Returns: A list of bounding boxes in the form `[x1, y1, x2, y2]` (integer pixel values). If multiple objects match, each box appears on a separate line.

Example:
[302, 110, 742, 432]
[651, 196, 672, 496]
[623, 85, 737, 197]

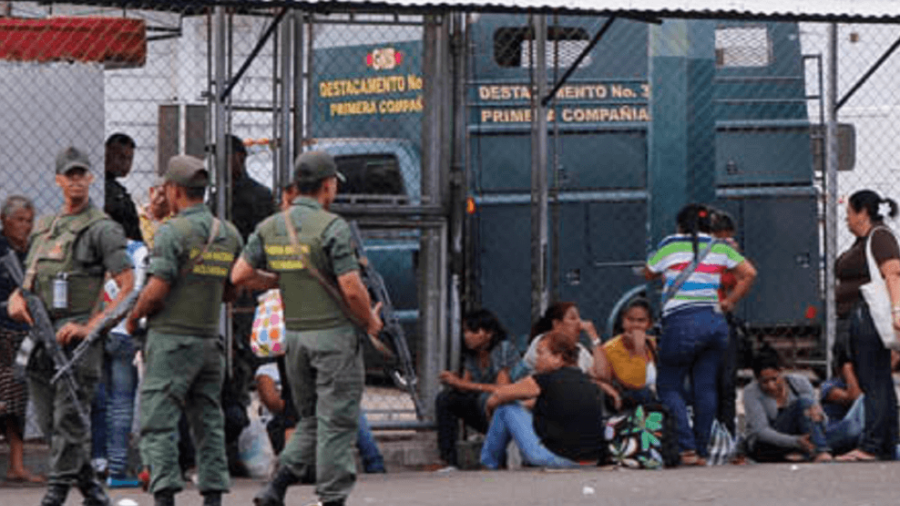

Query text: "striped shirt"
[647, 233, 744, 316]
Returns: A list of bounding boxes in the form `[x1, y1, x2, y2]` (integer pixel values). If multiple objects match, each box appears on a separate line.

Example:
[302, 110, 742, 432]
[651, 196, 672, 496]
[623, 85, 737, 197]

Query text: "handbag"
[859, 226, 900, 350]
[250, 289, 286, 357]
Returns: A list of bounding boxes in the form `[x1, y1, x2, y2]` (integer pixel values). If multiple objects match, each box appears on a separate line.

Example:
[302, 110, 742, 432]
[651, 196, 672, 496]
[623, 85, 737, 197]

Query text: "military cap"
[293, 150, 345, 185]
[55, 146, 91, 175]
[164, 155, 209, 187]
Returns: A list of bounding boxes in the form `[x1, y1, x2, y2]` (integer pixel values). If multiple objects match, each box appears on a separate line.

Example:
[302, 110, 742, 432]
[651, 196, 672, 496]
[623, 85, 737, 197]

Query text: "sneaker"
[434, 465, 458, 473]
[107, 476, 142, 489]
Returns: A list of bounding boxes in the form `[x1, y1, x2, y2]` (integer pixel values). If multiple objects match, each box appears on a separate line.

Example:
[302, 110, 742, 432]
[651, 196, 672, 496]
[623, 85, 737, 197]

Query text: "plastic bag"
[238, 415, 276, 478]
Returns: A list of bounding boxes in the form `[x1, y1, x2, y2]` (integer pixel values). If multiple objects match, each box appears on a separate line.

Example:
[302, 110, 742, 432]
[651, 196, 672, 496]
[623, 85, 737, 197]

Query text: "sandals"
[680, 450, 707, 467]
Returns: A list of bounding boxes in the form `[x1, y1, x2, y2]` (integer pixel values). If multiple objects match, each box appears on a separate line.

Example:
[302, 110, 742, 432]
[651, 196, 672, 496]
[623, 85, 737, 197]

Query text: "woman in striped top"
[644, 203, 756, 466]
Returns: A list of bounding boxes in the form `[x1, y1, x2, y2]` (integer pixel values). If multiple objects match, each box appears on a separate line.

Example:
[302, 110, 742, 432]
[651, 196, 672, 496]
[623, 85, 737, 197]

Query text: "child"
[592, 297, 657, 410]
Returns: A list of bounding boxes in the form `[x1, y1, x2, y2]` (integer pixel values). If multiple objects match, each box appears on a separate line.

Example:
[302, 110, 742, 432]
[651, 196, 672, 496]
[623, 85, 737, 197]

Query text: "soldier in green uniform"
[231, 150, 383, 506]
[124, 155, 243, 506]
[8, 146, 135, 506]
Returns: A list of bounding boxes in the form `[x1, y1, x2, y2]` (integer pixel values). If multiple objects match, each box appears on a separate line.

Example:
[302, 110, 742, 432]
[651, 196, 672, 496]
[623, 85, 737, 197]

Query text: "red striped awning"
[0, 17, 146, 67]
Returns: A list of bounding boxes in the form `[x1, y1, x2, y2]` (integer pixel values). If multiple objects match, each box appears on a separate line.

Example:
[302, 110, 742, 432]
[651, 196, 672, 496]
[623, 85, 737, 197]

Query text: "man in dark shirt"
[210, 135, 275, 476]
[225, 135, 274, 241]
[104, 133, 143, 242]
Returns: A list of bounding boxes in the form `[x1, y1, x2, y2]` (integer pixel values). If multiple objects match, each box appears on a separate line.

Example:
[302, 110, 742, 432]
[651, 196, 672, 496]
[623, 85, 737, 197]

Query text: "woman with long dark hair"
[834, 189, 900, 461]
[434, 309, 520, 471]
[644, 203, 756, 465]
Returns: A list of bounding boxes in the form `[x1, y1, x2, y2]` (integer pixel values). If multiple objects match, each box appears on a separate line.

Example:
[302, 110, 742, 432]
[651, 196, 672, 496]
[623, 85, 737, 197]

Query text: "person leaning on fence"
[643, 203, 756, 467]
[7, 147, 135, 506]
[231, 150, 383, 506]
[592, 297, 657, 411]
[742, 348, 833, 463]
[833, 189, 900, 462]
[480, 330, 606, 469]
[124, 155, 244, 506]
[0, 195, 40, 484]
[434, 308, 520, 471]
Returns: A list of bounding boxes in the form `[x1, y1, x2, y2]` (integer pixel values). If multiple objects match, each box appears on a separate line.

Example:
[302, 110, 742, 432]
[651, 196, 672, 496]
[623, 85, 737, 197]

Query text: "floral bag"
[250, 289, 286, 357]
[604, 403, 679, 469]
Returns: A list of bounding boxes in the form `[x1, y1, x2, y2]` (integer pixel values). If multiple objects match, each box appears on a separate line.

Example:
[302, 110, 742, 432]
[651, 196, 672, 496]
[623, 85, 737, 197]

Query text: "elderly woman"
[834, 190, 900, 461]
[0, 196, 39, 482]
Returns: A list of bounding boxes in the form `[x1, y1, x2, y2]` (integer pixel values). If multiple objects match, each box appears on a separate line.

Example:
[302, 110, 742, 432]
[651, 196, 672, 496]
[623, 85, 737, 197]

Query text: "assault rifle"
[0, 250, 90, 426]
[348, 221, 424, 420]
[51, 286, 141, 385]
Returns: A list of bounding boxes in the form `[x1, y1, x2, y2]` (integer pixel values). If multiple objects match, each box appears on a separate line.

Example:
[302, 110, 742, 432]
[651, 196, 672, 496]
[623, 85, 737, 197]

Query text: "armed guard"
[232, 150, 383, 506]
[125, 155, 243, 506]
[8, 146, 135, 506]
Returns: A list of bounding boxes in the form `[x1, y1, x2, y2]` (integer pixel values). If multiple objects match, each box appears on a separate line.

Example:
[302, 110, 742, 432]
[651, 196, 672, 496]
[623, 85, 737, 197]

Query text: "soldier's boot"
[40, 484, 71, 506]
[154, 489, 176, 506]
[253, 466, 301, 506]
[78, 474, 112, 506]
[202, 491, 222, 506]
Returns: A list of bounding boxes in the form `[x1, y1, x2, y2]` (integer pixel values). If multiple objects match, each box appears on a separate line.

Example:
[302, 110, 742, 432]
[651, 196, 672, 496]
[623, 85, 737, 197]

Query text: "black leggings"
[435, 389, 488, 466]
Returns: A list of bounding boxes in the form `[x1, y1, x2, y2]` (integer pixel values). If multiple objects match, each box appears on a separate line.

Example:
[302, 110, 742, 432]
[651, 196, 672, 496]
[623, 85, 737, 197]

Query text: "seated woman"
[520, 301, 598, 377]
[480, 331, 606, 469]
[742, 349, 833, 463]
[820, 333, 865, 457]
[435, 309, 521, 470]
[592, 297, 657, 409]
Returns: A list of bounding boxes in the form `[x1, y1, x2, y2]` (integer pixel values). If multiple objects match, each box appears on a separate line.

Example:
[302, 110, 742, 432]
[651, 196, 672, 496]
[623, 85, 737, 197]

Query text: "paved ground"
[3, 461, 900, 506]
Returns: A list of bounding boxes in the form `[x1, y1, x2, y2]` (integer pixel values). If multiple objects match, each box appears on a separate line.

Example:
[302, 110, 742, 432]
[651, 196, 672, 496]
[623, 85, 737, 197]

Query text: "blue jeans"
[480, 404, 579, 469]
[851, 301, 899, 459]
[657, 306, 728, 457]
[356, 413, 385, 473]
[825, 395, 865, 455]
[91, 332, 138, 476]
[750, 397, 831, 461]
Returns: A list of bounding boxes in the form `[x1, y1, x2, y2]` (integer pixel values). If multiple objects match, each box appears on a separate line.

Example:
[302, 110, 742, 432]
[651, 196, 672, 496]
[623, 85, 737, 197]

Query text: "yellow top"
[602, 334, 655, 390]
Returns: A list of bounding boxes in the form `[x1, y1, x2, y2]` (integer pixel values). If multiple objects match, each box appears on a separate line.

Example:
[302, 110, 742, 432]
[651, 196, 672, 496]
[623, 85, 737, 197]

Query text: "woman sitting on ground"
[435, 309, 521, 470]
[592, 297, 657, 410]
[521, 301, 598, 376]
[742, 348, 833, 463]
[480, 331, 606, 469]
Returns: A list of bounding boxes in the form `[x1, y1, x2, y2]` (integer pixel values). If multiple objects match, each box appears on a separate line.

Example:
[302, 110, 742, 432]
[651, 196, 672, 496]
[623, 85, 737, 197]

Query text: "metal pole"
[824, 23, 839, 379]
[419, 15, 449, 422]
[293, 12, 306, 159]
[530, 15, 549, 324]
[449, 12, 466, 375]
[212, 6, 233, 378]
[279, 10, 293, 191]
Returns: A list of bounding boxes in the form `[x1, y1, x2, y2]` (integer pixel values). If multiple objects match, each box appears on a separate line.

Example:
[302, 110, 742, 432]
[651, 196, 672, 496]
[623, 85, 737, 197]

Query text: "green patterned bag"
[604, 403, 679, 469]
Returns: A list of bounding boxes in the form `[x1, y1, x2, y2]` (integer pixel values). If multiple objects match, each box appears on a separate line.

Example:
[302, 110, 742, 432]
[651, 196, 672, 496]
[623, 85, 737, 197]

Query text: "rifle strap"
[282, 210, 364, 329]
[179, 217, 221, 278]
[23, 215, 62, 291]
[281, 210, 394, 358]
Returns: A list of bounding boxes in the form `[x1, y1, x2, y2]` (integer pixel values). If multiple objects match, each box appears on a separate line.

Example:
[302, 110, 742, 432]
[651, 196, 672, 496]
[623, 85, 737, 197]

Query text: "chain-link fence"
[2, 1, 899, 438]
[466, 15, 898, 379]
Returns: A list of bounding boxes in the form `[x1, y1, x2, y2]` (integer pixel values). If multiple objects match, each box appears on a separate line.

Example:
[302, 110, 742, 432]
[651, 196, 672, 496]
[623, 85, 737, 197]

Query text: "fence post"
[824, 23, 839, 378]
[530, 14, 549, 323]
[420, 14, 450, 422]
